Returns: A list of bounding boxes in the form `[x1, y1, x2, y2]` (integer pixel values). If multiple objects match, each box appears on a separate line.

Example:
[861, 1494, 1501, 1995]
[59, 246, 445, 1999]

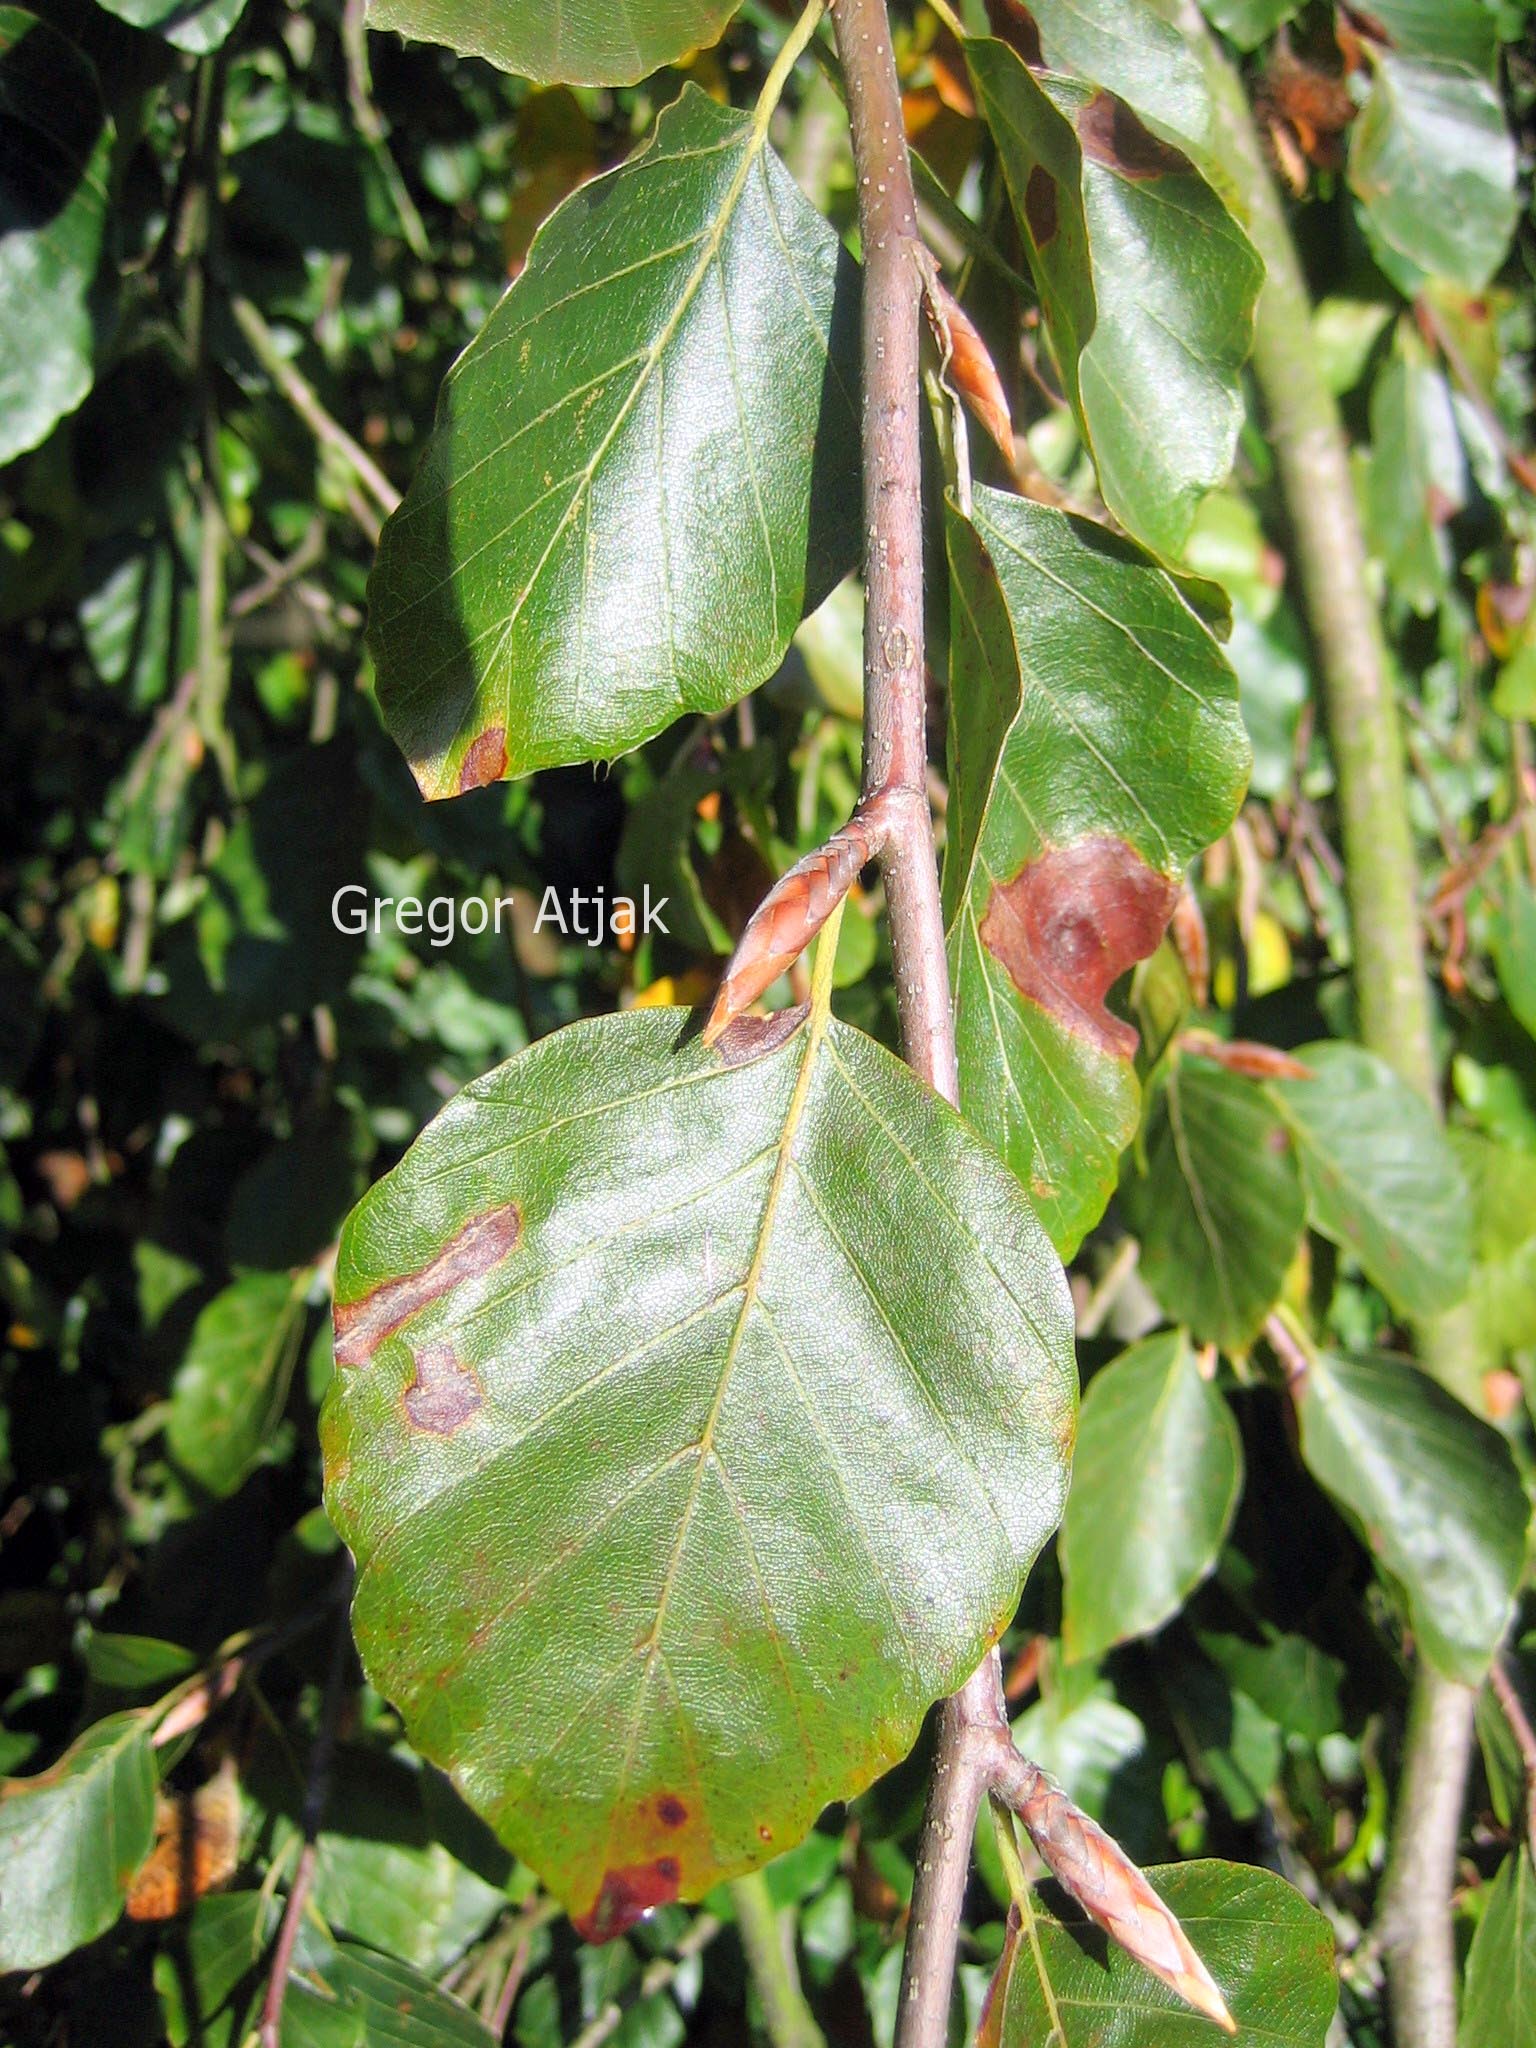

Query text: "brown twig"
[1489, 1655, 1536, 1858]
[257, 1568, 353, 2048]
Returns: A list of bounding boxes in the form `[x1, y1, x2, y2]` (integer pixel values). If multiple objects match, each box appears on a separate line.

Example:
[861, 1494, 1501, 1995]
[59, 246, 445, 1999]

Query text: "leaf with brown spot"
[943, 487, 1249, 1256]
[968, 40, 1262, 558]
[322, 1002, 1074, 1930]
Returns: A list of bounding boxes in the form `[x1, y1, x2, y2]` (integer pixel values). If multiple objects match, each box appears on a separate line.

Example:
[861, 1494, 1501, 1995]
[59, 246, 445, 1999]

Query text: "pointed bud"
[927, 281, 1016, 469]
[702, 796, 895, 1045]
[997, 1753, 1236, 2032]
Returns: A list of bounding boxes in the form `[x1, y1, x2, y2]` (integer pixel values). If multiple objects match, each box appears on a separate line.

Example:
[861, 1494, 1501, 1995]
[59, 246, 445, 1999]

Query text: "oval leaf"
[970, 42, 1262, 559]
[979, 1859, 1336, 2047]
[167, 1271, 307, 1498]
[321, 1006, 1075, 1931]
[1061, 1332, 1242, 1664]
[0, 1712, 158, 1970]
[943, 488, 1250, 1257]
[1297, 1351, 1528, 1685]
[0, 9, 114, 465]
[365, 0, 741, 88]
[1349, 53, 1517, 291]
[1267, 1040, 1471, 1320]
[1125, 1057, 1305, 1350]
[368, 85, 859, 797]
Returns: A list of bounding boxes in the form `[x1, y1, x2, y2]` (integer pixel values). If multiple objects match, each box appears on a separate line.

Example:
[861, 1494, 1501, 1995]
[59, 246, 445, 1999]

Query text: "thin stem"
[729, 1870, 826, 2048]
[831, 5, 983, 2036]
[834, 0, 958, 1103]
[231, 296, 402, 523]
[258, 1570, 353, 2047]
[1489, 1656, 1536, 1860]
[1183, 15, 1482, 2044]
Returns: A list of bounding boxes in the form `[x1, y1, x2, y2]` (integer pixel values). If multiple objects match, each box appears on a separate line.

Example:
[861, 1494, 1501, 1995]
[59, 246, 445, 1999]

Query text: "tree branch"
[1183, 16, 1483, 2044]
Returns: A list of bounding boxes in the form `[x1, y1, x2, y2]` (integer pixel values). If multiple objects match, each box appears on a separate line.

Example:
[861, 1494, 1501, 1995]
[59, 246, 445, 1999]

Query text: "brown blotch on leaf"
[1076, 92, 1188, 180]
[712, 1003, 809, 1069]
[980, 837, 1179, 1059]
[334, 1202, 521, 1368]
[1024, 165, 1058, 247]
[404, 1344, 484, 1436]
[458, 726, 508, 793]
[986, 0, 1043, 67]
[656, 1794, 688, 1829]
[573, 1856, 681, 1944]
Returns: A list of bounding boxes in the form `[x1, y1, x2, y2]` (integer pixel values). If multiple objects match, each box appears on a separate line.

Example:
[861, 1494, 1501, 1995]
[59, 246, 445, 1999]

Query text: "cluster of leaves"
[0, 0, 1533, 2042]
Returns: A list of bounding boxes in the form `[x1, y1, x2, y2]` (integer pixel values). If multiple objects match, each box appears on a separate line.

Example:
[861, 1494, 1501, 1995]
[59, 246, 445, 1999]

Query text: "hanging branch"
[1180, 11, 1488, 2045]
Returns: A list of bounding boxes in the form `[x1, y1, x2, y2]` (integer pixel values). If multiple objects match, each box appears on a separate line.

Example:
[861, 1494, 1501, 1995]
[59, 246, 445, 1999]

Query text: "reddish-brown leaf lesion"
[402, 1344, 484, 1435]
[572, 1855, 682, 1944]
[334, 1203, 522, 1368]
[458, 725, 509, 793]
[978, 837, 1179, 1059]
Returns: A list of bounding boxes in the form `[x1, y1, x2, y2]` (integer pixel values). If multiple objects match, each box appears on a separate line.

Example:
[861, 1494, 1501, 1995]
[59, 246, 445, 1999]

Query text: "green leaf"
[1196, 0, 1299, 53]
[302, 1749, 507, 1972]
[980, 1860, 1336, 2046]
[943, 488, 1249, 1256]
[1349, 53, 1517, 291]
[1456, 1132, 1536, 1358]
[1462, 1849, 1536, 2048]
[969, 42, 1261, 559]
[322, 1002, 1074, 1929]
[167, 1272, 308, 1498]
[1124, 1056, 1305, 1350]
[365, 0, 741, 87]
[83, 1629, 198, 1693]
[0, 1711, 158, 1970]
[1362, 0, 1499, 74]
[1007, 0, 1216, 165]
[1196, 1630, 1346, 1744]
[287, 1932, 493, 2047]
[0, 9, 114, 465]
[1060, 1332, 1242, 1663]
[1267, 1041, 1471, 1319]
[1297, 1351, 1528, 1685]
[368, 86, 858, 797]
[1364, 333, 1466, 614]
[1492, 878, 1536, 1042]
[91, 0, 247, 54]
[155, 1892, 277, 2048]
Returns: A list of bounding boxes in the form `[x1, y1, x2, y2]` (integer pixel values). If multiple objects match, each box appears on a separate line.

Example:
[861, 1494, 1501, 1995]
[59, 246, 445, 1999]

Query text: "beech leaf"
[322, 1004, 1075, 1932]
[1296, 1350, 1528, 1686]
[1060, 1332, 1242, 1663]
[979, 1859, 1336, 2047]
[0, 9, 114, 465]
[970, 41, 1262, 559]
[365, 0, 742, 88]
[1267, 1041, 1471, 1320]
[943, 487, 1249, 1256]
[0, 1712, 158, 1971]
[1125, 1057, 1305, 1350]
[368, 86, 859, 797]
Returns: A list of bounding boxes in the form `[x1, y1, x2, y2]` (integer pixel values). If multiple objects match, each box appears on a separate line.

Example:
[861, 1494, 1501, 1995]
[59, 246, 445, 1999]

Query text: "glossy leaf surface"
[1061, 1332, 1242, 1663]
[0, 9, 114, 465]
[1126, 1057, 1304, 1350]
[979, 1860, 1336, 2047]
[971, 41, 1261, 559]
[369, 87, 859, 796]
[1297, 1351, 1527, 1685]
[1350, 53, 1517, 290]
[944, 487, 1249, 1256]
[1268, 1041, 1470, 1320]
[0, 1712, 157, 1970]
[366, 0, 741, 87]
[322, 1005, 1075, 1929]
[1009, 0, 1215, 164]
[92, 0, 247, 53]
